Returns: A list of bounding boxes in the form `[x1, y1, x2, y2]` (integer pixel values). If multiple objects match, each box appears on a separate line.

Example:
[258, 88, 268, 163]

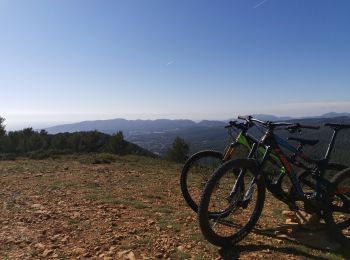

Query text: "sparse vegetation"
[165, 136, 189, 163]
[0, 116, 5, 137]
[0, 116, 155, 160]
[0, 155, 348, 259]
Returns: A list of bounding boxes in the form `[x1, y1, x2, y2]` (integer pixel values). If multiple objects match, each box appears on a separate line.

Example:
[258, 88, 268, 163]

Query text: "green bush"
[165, 137, 189, 163]
[0, 153, 17, 161]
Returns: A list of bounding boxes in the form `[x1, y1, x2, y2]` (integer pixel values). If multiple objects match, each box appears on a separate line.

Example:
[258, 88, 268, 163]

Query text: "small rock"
[31, 204, 44, 209]
[83, 252, 92, 257]
[42, 249, 53, 257]
[73, 247, 85, 255]
[117, 249, 131, 258]
[61, 236, 69, 243]
[177, 245, 184, 252]
[126, 251, 136, 260]
[34, 243, 45, 251]
[71, 212, 81, 219]
[147, 219, 155, 225]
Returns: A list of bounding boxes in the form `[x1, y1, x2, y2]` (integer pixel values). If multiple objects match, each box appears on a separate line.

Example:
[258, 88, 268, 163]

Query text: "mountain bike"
[296, 123, 350, 244]
[180, 118, 322, 215]
[180, 120, 285, 214]
[198, 116, 350, 247]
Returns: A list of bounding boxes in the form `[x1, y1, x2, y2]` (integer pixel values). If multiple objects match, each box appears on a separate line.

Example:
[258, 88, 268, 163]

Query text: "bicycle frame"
[222, 130, 284, 171]
[257, 125, 347, 201]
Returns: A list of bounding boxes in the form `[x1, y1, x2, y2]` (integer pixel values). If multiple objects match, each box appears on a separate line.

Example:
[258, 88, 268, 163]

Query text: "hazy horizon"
[1, 1, 350, 131]
[4, 109, 350, 131]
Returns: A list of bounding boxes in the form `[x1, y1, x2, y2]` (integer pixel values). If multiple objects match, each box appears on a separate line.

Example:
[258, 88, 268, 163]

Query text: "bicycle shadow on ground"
[219, 244, 329, 260]
[218, 225, 350, 260]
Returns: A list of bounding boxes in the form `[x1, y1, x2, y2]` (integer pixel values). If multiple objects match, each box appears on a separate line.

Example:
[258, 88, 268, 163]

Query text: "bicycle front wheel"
[198, 158, 265, 247]
[180, 150, 223, 213]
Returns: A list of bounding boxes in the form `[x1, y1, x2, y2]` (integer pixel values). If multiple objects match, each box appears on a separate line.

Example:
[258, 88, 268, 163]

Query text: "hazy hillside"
[44, 113, 350, 158]
[45, 119, 199, 135]
[0, 129, 156, 160]
[45, 119, 227, 155]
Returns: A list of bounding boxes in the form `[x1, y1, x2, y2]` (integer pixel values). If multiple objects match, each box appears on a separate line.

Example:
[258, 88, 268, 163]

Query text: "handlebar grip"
[224, 120, 236, 128]
[238, 115, 249, 121]
[225, 120, 237, 128]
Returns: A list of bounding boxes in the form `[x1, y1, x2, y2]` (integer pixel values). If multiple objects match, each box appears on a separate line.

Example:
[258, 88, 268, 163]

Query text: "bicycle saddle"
[325, 123, 350, 130]
[287, 137, 319, 146]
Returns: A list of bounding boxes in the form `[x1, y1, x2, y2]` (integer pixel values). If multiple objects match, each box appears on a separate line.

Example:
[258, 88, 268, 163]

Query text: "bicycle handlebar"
[237, 115, 320, 130]
[224, 120, 250, 131]
[224, 121, 236, 128]
[237, 115, 250, 121]
[324, 123, 350, 130]
[287, 123, 320, 130]
[238, 115, 266, 125]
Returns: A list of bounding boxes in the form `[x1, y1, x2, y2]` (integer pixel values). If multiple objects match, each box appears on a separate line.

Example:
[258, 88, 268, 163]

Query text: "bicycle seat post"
[323, 128, 339, 161]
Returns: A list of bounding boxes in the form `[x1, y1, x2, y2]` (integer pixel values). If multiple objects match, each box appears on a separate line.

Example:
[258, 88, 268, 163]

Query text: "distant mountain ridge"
[45, 118, 199, 135]
[45, 112, 350, 134]
[44, 112, 350, 155]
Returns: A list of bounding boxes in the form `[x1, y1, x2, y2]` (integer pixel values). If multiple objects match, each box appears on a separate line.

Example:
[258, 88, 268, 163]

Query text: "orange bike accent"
[223, 146, 236, 161]
[336, 186, 350, 195]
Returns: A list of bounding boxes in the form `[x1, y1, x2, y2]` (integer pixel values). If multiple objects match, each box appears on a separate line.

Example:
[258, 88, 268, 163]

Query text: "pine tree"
[166, 137, 189, 163]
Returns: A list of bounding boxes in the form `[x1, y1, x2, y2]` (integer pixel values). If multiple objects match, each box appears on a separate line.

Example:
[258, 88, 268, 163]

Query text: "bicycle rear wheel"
[293, 163, 347, 194]
[324, 168, 350, 245]
[198, 158, 265, 247]
[180, 150, 223, 213]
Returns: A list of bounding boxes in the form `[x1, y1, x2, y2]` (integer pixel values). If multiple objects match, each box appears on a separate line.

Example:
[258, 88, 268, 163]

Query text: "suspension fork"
[228, 143, 258, 198]
[223, 142, 237, 162]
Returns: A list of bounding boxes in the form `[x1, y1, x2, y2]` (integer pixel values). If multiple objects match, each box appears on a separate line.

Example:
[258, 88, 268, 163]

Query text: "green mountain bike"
[198, 116, 350, 247]
[180, 120, 288, 215]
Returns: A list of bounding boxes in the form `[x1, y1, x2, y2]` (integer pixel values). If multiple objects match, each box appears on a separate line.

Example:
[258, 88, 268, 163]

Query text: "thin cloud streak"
[165, 60, 175, 66]
[253, 0, 268, 9]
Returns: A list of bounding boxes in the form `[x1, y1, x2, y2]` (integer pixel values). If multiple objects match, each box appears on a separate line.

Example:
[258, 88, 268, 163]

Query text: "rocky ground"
[0, 155, 349, 259]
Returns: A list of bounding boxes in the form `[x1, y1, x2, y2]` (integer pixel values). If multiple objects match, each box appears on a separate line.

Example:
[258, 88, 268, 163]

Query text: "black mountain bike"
[180, 120, 285, 214]
[198, 116, 350, 247]
[181, 119, 322, 215]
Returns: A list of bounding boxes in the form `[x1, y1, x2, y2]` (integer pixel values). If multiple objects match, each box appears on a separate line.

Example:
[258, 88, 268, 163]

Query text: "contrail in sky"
[253, 0, 268, 8]
[166, 60, 175, 66]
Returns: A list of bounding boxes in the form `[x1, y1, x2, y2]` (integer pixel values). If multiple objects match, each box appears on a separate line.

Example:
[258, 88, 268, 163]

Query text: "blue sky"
[1, 0, 350, 129]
